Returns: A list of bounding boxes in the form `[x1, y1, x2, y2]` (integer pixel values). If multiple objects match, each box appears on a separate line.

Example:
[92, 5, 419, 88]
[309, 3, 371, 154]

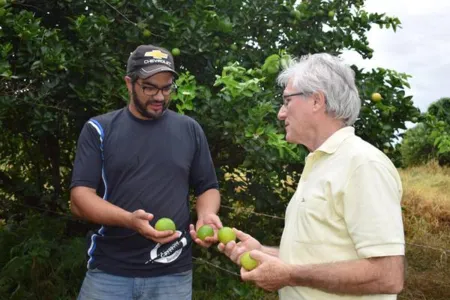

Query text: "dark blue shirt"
[70, 108, 219, 277]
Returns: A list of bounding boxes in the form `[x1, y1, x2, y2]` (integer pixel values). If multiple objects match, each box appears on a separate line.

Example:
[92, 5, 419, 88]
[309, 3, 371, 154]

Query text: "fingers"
[134, 209, 153, 221]
[197, 214, 223, 230]
[240, 267, 252, 281]
[193, 238, 213, 248]
[153, 231, 180, 244]
[190, 223, 217, 248]
[230, 245, 246, 264]
[210, 215, 223, 229]
[189, 224, 197, 239]
[217, 240, 245, 264]
[248, 250, 264, 261]
[234, 228, 251, 241]
[139, 222, 175, 242]
[148, 226, 175, 238]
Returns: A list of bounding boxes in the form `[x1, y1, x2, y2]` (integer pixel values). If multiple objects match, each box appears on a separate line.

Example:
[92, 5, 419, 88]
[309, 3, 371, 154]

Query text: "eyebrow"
[140, 81, 173, 88]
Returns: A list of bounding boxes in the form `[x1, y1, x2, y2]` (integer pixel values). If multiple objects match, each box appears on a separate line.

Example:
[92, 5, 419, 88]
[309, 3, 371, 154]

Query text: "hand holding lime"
[197, 224, 214, 241]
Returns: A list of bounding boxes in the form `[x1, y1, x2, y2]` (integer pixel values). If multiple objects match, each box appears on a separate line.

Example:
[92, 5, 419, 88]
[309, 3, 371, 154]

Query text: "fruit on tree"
[371, 92, 382, 102]
[171, 48, 181, 56]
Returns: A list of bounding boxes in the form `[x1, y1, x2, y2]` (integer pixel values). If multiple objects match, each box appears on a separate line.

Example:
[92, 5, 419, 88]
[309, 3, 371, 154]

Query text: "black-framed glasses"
[135, 81, 177, 96]
[282, 92, 306, 107]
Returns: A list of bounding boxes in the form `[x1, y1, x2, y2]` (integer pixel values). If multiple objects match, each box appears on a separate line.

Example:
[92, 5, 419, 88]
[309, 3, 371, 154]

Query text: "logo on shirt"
[145, 230, 190, 264]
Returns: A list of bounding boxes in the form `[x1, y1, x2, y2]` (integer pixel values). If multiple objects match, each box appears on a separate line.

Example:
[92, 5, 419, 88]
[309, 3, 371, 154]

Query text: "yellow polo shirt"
[279, 127, 405, 300]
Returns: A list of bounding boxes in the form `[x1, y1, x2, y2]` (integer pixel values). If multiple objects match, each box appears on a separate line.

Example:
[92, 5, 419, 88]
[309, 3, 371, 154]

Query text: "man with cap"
[70, 44, 222, 299]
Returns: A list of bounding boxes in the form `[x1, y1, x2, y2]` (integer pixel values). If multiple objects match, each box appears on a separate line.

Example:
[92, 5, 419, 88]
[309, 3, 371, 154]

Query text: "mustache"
[146, 100, 165, 106]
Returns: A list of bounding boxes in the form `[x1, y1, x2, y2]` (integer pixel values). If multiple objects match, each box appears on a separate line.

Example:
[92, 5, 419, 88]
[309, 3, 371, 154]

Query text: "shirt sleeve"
[189, 122, 219, 196]
[343, 161, 405, 258]
[69, 121, 103, 191]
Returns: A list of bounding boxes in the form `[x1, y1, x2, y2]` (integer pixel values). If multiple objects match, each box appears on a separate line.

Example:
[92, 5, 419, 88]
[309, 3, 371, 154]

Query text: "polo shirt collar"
[315, 126, 355, 154]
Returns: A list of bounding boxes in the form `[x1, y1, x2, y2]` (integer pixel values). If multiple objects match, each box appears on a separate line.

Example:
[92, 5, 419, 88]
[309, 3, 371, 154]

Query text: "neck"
[128, 104, 150, 120]
[305, 120, 346, 152]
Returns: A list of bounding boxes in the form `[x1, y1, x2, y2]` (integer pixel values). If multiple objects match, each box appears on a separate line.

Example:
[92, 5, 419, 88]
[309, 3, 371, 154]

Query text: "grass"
[398, 161, 450, 300]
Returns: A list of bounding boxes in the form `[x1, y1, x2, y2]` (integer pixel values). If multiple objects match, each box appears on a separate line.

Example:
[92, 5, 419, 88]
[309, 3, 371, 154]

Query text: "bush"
[400, 98, 450, 167]
[0, 213, 86, 300]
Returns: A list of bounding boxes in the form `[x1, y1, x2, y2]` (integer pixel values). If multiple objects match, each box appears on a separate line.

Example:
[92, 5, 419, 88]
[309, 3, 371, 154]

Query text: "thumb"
[248, 250, 265, 261]
[234, 229, 252, 241]
[135, 209, 153, 221]
[146, 213, 154, 221]
[213, 215, 223, 228]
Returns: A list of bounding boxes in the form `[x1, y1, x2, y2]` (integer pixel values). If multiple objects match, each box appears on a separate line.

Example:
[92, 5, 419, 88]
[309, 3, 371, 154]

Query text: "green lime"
[218, 227, 236, 244]
[197, 225, 214, 241]
[143, 29, 151, 37]
[171, 48, 181, 56]
[155, 218, 176, 231]
[240, 251, 258, 271]
[290, 10, 301, 20]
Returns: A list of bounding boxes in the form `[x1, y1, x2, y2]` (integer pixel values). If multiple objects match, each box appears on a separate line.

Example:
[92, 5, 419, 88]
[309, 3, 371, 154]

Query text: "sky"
[341, 0, 450, 113]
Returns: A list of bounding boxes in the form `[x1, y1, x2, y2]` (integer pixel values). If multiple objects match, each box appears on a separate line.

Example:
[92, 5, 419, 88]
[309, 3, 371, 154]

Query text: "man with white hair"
[219, 53, 405, 299]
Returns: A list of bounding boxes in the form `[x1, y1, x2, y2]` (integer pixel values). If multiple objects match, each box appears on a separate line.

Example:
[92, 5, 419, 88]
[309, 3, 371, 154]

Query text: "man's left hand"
[189, 213, 222, 248]
[240, 250, 291, 292]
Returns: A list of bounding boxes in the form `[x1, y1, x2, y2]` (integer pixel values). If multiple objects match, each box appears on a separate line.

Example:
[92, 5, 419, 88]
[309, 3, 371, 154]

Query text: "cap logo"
[144, 50, 168, 59]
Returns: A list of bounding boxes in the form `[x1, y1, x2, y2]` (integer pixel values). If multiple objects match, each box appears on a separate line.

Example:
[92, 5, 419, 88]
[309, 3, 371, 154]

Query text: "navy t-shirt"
[70, 107, 219, 277]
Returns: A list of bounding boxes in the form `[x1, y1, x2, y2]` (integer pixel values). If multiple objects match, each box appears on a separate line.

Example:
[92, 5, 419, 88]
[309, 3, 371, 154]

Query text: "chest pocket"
[295, 183, 333, 243]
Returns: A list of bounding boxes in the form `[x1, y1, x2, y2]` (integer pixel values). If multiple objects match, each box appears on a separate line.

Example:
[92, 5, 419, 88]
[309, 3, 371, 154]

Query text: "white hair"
[277, 53, 361, 125]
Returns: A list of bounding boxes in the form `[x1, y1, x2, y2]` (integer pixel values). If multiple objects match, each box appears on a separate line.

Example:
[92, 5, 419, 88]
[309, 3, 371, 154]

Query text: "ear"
[124, 76, 133, 95]
[312, 91, 326, 112]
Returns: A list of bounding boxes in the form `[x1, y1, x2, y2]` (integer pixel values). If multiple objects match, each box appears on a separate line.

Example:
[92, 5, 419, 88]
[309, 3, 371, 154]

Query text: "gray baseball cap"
[126, 45, 178, 79]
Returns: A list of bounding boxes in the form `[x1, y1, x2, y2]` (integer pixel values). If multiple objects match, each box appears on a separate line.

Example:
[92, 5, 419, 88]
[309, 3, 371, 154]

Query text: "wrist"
[286, 264, 298, 287]
[123, 211, 134, 229]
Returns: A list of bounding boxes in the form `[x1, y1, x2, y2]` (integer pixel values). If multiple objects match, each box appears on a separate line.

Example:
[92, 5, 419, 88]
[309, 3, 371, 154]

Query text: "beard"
[132, 86, 170, 119]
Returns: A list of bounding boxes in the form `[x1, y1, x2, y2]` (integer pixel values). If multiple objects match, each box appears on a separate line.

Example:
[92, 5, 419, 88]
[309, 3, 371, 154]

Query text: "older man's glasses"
[135, 82, 177, 96]
[282, 92, 306, 107]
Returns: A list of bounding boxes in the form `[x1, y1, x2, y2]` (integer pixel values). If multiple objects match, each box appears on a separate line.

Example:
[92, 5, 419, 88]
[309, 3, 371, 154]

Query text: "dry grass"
[399, 161, 450, 300]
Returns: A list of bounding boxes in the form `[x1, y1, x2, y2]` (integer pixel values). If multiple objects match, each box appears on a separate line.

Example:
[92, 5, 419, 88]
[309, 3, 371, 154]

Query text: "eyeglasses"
[282, 92, 306, 107]
[135, 81, 177, 96]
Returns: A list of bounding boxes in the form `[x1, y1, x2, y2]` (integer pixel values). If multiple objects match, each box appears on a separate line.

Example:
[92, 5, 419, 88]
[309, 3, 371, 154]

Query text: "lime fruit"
[155, 218, 176, 231]
[143, 29, 151, 37]
[218, 227, 236, 244]
[371, 92, 382, 102]
[240, 252, 259, 271]
[171, 48, 181, 56]
[197, 225, 214, 241]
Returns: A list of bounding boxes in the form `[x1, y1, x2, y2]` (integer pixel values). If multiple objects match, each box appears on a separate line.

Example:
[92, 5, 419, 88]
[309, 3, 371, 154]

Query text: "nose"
[153, 89, 165, 101]
[278, 106, 287, 121]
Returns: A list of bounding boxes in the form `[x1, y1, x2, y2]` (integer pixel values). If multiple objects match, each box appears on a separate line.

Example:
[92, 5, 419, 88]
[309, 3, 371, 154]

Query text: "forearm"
[70, 186, 132, 228]
[195, 188, 220, 217]
[261, 245, 279, 257]
[286, 256, 404, 295]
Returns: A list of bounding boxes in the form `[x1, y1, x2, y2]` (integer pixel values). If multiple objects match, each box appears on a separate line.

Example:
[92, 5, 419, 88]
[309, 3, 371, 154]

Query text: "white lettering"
[143, 59, 172, 66]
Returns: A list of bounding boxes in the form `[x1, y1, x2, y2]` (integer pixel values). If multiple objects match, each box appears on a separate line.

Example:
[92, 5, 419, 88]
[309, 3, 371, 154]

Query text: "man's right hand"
[128, 209, 179, 244]
[217, 228, 262, 265]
